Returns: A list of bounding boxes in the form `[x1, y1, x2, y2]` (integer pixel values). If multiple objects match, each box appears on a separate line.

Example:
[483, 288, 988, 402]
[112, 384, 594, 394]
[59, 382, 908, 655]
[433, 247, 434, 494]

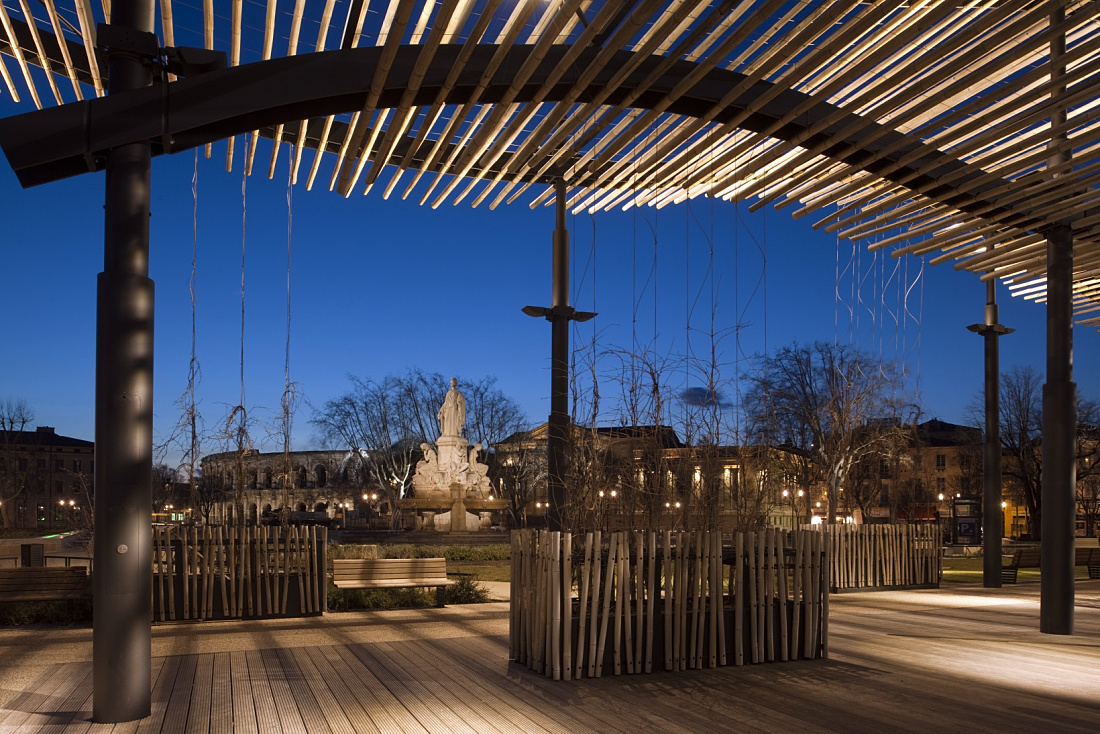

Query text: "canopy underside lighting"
[0, 0, 1097, 326]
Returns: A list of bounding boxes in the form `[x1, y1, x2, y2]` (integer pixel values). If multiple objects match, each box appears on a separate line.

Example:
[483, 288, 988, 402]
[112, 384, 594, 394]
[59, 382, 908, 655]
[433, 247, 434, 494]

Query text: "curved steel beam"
[0, 42, 1021, 228]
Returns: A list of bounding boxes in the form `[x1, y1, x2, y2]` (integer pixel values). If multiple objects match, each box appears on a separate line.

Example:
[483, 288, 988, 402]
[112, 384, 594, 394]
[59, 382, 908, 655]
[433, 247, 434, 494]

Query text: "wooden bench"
[1002, 547, 1100, 583]
[0, 567, 89, 602]
[1001, 548, 1040, 584]
[1081, 547, 1100, 580]
[331, 558, 452, 609]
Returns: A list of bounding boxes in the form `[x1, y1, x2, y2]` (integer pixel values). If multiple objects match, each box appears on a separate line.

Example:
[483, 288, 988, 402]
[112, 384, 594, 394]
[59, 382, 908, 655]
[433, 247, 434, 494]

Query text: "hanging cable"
[187, 149, 201, 514]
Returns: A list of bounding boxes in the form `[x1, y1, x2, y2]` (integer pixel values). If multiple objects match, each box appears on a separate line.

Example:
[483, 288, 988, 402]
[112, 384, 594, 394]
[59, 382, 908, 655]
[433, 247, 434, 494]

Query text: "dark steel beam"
[0, 44, 1044, 233]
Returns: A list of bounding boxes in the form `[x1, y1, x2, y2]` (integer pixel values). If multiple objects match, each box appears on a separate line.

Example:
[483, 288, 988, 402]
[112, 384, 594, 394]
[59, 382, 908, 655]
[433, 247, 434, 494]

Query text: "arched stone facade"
[199, 449, 383, 526]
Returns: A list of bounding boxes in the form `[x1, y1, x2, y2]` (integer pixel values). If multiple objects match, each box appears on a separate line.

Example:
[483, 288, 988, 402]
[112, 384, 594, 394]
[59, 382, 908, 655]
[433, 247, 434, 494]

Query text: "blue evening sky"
[1, 104, 1096, 466]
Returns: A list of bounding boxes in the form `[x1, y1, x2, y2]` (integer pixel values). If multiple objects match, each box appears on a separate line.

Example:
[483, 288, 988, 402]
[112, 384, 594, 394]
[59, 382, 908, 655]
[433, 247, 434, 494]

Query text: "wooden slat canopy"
[0, 0, 1097, 326]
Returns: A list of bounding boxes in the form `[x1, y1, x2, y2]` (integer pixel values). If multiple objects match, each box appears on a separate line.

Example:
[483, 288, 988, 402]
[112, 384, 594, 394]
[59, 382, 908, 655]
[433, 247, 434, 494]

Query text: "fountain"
[398, 377, 506, 532]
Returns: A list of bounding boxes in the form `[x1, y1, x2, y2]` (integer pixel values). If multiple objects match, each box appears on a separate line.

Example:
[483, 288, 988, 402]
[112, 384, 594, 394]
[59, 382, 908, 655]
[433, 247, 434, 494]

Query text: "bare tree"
[0, 398, 36, 529]
[745, 342, 909, 523]
[152, 463, 178, 513]
[997, 366, 1100, 540]
[1080, 429, 1100, 537]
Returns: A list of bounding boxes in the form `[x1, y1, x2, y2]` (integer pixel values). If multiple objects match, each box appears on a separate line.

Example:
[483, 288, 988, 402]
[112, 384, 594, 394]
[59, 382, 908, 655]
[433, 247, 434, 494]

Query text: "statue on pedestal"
[410, 377, 493, 532]
[437, 377, 466, 437]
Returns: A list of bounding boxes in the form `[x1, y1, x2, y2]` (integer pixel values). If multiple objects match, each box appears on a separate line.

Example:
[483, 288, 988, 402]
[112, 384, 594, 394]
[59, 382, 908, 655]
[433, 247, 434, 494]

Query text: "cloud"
[679, 387, 732, 408]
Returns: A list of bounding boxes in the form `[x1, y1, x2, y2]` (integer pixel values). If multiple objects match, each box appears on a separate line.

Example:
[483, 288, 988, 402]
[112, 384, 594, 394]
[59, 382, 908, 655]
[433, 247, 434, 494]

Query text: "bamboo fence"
[821, 523, 941, 591]
[151, 525, 326, 622]
[510, 528, 828, 680]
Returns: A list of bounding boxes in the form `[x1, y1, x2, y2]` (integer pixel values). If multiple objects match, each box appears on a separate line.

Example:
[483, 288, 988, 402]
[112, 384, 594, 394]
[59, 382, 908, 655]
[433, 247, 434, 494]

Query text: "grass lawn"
[450, 560, 511, 583]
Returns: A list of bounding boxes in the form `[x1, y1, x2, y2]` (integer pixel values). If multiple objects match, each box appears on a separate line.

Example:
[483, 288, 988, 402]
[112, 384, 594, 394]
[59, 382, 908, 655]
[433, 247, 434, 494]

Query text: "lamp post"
[523, 178, 595, 532]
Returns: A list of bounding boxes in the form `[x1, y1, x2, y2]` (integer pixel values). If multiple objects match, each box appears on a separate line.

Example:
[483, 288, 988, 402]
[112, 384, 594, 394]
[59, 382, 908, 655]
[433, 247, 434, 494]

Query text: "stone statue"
[437, 377, 466, 437]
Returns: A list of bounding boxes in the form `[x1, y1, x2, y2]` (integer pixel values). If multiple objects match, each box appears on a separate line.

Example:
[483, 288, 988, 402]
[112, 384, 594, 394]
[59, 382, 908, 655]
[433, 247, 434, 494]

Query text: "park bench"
[0, 566, 89, 603]
[1002, 547, 1100, 583]
[330, 558, 452, 609]
[1001, 548, 1041, 584]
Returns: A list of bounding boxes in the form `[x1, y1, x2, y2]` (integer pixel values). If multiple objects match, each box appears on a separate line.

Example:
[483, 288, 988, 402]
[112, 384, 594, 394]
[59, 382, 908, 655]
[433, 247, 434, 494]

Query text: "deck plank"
[159, 654, 196, 734]
[207, 653, 231, 734]
[227, 651, 259, 734]
[183, 653, 213, 734]
[344, 644, 456, 733]
[328, 643, 421, 733]
[135, 656, 181, 734]
[395, 637, 565, 734]
[242, 650, 282, 734]
[272, 648, 331, 734]
[0, 662, 76, 731]
[284, 647, 357, 734]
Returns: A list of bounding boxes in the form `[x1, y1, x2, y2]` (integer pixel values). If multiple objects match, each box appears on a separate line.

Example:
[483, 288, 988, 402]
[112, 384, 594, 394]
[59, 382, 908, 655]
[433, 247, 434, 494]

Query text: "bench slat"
[0, 568, 88, 602]
[330, 558, 453, 596]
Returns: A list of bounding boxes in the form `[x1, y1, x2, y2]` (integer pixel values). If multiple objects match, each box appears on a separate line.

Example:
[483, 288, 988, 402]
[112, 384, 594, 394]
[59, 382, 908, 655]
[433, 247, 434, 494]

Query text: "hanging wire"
[187, 149, 201, 513]
[280, 146, 302, 514]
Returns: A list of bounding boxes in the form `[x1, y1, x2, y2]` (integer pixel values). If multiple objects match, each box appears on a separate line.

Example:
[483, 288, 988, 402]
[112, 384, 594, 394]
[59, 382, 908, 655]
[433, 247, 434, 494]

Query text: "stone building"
[199, 448, 387, 526]
[0, 426, 94, 531]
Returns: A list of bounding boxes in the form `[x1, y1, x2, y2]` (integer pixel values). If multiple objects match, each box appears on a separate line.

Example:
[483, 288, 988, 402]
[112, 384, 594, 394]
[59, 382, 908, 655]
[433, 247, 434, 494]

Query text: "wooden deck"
[1, 581, 1099, 733]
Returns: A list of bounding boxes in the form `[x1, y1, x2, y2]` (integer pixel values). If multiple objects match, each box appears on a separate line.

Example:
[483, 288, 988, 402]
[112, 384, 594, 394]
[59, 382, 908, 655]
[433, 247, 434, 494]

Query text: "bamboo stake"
[778, 530, 789, 662]
[621, 532, 634, 675]
[734, 531, 744, 666]
[595, 533, 616, 678]
[563, 532, 572, 681]
[689, 531, 701, 669]
[179, 526, 189, 621]
[168, 525, 176, 619]
[262, 526, 272, 616]
[551, 532, 561, 680]
[706, 531, 717, 668]
[154, 526, 165, 622]
[716, 532, 726, 667]
[675, 533, 686, 671]
[205, 527, 215, 619]
[509, 532, 518, 660]
[663, 531, 672, 671]
[533, 531, 544, 673]
[747, 531, 758, 664]
[587, 530, 602, 678]
[802, 531, 813, 659]
[646, 531, 656, 673]
[810, 531, 821, 657]
[614, 532, 625, 676]
[575, 532, 592, 678]
[764, 529, 774, 662]
[193, 527, 201, 618]
[634, 531, 643, 671]
[790, 530, 801, 660]
[821, 530, 830, 658]
[217, 526, 228, 618]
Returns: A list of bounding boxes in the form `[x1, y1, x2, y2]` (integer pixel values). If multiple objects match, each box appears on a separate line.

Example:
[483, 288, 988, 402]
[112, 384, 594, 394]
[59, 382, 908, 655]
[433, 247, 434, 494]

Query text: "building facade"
[199, 449, 389, 526]
[0, 426, 94, 531]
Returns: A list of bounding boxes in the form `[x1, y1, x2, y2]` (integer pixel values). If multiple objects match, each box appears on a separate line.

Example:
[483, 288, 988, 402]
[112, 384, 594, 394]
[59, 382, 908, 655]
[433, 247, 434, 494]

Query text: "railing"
[151, 525, 327, 622]
[510, 528, 829, 680]
[819, 523, 941, 591]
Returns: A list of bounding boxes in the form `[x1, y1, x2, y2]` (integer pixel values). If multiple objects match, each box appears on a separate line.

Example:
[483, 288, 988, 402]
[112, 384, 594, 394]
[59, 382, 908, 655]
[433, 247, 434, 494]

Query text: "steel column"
[1040, 225, 1076, 635]
[93, 0, 155, 722]
[546, 180, 570, 532]
[1039, 4, 1075, 636]
[969, 281, 1011, 588]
